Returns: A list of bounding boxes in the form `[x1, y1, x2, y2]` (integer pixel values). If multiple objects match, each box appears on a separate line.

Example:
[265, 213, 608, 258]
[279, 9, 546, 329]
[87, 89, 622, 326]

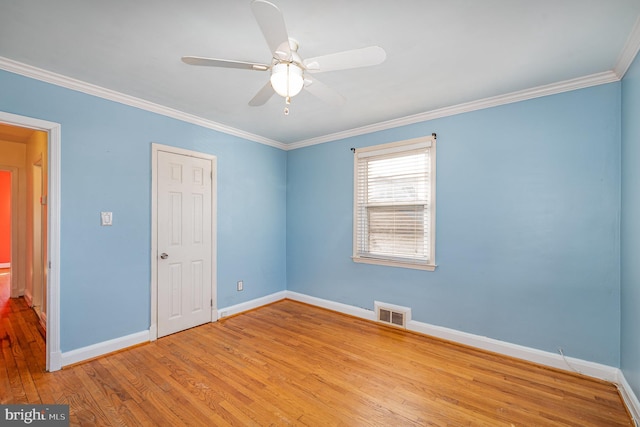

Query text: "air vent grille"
[375, 302, 410, 329]
[391, 311, 404, 326]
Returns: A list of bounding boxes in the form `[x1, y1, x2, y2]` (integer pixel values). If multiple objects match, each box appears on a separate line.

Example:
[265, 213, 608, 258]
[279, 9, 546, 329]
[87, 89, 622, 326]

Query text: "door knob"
[160, 253, 169, 259]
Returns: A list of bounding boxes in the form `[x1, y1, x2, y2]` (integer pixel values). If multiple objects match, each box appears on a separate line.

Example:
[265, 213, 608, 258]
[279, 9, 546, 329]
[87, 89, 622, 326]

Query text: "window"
[353, 135, 436, 271]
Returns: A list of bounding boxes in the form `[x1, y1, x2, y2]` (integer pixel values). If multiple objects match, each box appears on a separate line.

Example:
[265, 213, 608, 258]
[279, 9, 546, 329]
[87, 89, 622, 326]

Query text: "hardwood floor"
[0, 284, 633, 425]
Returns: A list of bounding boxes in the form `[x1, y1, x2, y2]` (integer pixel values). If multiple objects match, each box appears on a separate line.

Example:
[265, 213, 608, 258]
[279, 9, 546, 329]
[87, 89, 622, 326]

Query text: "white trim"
[150, 143, 218, 340]
[615, 15, 640, 79]
[285, 291, 376, 321]
[0, 111, 61, 372]
[354, 137, 432, 158]
[406, 319, 619, 382]
[617, 371, 640, 425]
[23, 289, 33, 308]
[353, 135, 436, 270]
[57, 291, 286, 365]
[47, 123, 62, 371]
[149, 324, 157, 342]
[287, 71, 620, 150]
[352, 256, 436, 271]
[0, 263, 9, 268]
[0, 57, 624, 152]
[39, 311, 47, 333]
[61, 330, 150, 367]
[218, 291, 287, 319]
[0, 57, 286, 151]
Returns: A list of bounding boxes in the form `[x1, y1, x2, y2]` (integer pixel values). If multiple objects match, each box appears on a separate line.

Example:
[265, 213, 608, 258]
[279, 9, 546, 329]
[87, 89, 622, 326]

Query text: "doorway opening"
[0, 111, 61, 371]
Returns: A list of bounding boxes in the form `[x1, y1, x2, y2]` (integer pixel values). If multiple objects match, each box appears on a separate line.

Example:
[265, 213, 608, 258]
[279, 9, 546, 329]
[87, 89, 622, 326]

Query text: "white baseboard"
[39, 311, 47, 331]
[12, 287, 24, 298]
[57, 291, 286, 367]
[48, 351, 62, 372]
[617, 370, 640, 425]
[407, 319, 619, 382]
[0, 262, 10, 268]
[285, 291, 376, 321]
[217, 291, 287, 319]
[61, 330, 150, 367]
[149, 324, 158, 342]
[23, 290, 33, 308]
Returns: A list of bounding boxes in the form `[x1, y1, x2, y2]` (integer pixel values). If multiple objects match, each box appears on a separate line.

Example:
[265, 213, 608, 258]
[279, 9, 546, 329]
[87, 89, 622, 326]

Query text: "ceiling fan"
[181, 0, 386, 114]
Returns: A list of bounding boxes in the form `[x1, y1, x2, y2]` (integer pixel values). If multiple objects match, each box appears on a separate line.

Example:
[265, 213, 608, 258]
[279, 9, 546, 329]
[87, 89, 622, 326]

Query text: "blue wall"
[622, 53, 640, 396]
[287, 84, 622, 366]
[0, 66, 627, 369]
[0, 70, 287, 352]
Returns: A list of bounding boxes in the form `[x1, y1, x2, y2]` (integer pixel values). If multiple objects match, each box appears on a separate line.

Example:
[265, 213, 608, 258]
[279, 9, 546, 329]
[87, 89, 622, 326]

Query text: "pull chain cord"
[284, 96, 291, 115]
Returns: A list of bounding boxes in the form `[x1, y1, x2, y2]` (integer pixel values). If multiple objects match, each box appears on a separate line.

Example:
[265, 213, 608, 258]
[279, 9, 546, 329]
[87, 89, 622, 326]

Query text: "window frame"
[352, 135, 437, 271]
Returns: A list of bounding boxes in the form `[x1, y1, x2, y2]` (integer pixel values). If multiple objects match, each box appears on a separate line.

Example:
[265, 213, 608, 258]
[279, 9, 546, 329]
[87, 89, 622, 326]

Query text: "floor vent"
[375, 301, 410, 329]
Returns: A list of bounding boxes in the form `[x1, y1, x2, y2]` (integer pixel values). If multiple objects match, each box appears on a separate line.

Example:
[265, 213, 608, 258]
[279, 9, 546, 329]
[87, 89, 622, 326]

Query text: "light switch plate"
[101, 211, 113, 226]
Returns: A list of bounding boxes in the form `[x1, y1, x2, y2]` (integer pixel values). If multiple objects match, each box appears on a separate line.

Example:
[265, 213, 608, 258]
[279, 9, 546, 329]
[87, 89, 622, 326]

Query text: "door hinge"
[210, 299, 213, 307]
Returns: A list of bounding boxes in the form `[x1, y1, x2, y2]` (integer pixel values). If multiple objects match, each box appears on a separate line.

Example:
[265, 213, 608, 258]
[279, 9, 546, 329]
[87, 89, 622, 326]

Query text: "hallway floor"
[0, 267, 47, 400]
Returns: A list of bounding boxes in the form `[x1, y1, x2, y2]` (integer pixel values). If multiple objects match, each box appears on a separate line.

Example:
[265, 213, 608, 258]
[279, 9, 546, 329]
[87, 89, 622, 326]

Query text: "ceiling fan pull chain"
[284, 96, 291, 115]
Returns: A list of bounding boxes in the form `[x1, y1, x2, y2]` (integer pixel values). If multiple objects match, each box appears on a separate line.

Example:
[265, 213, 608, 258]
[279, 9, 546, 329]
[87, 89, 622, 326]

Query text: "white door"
[157, 151, 213, 337]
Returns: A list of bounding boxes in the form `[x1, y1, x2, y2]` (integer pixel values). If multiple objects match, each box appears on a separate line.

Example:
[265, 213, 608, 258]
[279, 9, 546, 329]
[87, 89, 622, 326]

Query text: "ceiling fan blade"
[303, 46, 386, 73]
[303, 76, 345, 106]
[249, 81, 275, 106]
[250, 0, 291, 60]
[182, 56, 269, 71]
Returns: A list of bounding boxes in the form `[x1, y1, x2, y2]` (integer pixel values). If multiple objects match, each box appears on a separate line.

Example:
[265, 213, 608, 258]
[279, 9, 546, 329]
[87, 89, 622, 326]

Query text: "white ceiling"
[1, 1, 639, 147]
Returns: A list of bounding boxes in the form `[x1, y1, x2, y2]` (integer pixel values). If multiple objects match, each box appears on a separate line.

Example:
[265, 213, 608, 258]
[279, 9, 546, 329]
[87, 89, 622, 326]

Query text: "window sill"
[352, 256, 437, 271]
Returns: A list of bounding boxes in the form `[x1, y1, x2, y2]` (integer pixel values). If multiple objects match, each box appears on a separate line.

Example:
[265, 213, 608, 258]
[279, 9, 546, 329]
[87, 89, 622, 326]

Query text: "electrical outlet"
[237, 280, 243, 291]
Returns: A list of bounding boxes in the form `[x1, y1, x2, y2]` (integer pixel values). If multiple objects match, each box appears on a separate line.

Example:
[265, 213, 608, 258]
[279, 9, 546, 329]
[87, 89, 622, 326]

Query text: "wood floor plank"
[0, 293, 634, 426]
[126, 346, 236, 426]
[112, 354, 200, 426]
[1, 317, 30, 404]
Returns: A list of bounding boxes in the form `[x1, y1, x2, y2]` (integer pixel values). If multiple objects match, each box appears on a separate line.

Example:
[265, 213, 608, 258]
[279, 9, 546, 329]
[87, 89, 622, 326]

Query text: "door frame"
[150, 143, 217, 340]
[0, 111, 62, 372]
[31, 157, 43, 314]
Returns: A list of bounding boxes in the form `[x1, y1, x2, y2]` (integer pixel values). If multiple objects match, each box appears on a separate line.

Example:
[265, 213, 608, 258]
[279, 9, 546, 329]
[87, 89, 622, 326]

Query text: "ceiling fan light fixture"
[270, 62, 304, 98]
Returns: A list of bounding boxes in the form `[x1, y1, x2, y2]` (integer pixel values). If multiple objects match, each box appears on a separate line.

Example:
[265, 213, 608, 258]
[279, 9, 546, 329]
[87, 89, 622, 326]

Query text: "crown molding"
[614, 15, 640, 79]
[0, 56, 625, 153]
[286, 71, 620, 150]
[0, 57, 287, 150]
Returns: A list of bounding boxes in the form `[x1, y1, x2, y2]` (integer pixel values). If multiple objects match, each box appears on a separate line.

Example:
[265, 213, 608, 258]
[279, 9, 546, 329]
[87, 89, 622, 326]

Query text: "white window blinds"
[353, 135, 436, 270]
